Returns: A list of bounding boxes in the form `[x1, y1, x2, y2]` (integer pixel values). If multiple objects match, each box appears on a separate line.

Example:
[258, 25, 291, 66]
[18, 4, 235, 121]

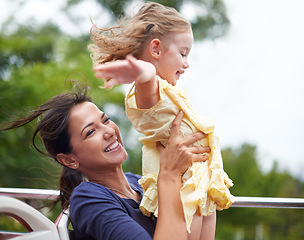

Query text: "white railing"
[1, 187, 304, 209]
[0, 187, 59, 200]
[231, 196, 304, 209]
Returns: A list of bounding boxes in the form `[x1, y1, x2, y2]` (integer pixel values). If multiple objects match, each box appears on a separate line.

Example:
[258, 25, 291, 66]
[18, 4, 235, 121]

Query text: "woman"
[0, 85, 210, 239]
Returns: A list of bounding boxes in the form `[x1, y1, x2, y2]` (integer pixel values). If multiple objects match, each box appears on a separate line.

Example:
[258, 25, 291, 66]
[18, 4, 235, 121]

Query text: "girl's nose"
[183, 60, 189, 69]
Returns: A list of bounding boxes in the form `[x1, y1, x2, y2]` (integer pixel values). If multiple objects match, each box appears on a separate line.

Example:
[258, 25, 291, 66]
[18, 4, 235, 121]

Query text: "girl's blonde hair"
[89, 2, 191, 64]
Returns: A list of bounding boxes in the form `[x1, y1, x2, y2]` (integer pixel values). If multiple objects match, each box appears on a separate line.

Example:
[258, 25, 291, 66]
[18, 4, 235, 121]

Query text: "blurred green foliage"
[0, 0, 303, 239]
[0, 23, 138, 189]
[217, 144, 304, 239]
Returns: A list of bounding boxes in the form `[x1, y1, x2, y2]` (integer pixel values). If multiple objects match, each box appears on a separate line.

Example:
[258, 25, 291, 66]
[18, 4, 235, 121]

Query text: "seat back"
[55, 208, 73, 240]
[0, 196, 60, 240]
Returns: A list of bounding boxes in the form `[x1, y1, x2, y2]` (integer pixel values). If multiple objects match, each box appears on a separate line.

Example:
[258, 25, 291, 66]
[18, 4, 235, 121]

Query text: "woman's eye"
[86, 129, 95, 138]
[104, 117, 110, 124]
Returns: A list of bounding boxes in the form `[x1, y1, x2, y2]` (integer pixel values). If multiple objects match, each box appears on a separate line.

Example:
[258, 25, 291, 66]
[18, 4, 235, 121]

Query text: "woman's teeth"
[104, 141, 119, 152]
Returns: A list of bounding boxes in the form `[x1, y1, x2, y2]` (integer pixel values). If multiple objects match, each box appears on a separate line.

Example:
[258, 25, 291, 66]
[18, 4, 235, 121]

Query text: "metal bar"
[1, 188, 304, 209]
[232, 196, 304, 209]
[0, 188, 59, 200]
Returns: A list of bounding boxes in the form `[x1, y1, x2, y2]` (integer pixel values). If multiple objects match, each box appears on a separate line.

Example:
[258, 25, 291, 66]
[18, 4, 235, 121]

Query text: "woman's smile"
[104, 140, 121, 152]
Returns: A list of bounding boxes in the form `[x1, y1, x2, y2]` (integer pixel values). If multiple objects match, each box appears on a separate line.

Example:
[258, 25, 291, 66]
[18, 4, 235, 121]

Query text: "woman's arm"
[93, 55, 160, 109]
[154, 111, 210, 240]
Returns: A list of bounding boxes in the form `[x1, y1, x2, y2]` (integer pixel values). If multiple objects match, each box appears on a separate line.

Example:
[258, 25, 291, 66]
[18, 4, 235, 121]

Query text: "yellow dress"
[125, 76, 234, 232]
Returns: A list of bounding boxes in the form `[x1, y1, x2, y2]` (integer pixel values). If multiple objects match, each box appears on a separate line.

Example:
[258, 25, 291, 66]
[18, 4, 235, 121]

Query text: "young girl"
[90, 2, 234, 239]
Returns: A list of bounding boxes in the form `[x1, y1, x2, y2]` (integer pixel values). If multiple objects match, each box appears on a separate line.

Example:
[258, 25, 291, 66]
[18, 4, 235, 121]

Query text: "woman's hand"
[93, 55, 156, 89]
[154, 111, 210, 240]
[157, 111, 210, 178]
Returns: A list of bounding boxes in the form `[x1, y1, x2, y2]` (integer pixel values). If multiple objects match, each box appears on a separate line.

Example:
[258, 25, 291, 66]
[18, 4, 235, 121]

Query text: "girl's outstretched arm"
[93, 55, 160, 109]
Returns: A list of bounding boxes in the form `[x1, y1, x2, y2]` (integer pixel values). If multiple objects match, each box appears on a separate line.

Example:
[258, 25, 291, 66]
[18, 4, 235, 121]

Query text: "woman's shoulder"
[71, 181, 109, 200]
[75, 181, 103, 190]
[71, 174, 142, 198]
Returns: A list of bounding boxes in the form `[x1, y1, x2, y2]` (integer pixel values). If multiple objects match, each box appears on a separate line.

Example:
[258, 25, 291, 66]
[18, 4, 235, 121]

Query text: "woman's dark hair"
[0, 86, 92, 210]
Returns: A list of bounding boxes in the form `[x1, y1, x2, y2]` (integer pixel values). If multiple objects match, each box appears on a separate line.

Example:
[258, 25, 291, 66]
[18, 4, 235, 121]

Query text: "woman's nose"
[103, 127, 115, 140]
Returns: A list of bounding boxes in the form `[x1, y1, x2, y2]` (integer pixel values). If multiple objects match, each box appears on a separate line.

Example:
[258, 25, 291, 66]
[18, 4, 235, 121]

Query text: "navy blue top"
[70, 173, 156, 240]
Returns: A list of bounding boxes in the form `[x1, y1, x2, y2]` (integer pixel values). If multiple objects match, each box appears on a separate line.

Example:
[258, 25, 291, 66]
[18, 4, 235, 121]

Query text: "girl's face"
[156, 28, 193, 85]
[67, 101, 127, 176]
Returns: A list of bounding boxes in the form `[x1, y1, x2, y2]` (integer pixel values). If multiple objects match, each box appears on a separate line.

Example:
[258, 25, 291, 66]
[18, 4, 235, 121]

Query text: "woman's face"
[67, 101, 128, 174]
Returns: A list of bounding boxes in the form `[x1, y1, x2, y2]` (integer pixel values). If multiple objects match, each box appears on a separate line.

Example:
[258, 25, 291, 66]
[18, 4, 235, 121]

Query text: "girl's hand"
[157, 111, 210, 177]
[93, 55, 156, 89]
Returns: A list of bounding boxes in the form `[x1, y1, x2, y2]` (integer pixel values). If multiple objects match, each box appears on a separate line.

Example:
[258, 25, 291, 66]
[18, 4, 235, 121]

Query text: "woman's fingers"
[189, 146, 210, 162]
[169, 111, 207, 147]
[159, 112, 212, 177]
[189, 146, 210, 154]
[182, 131, 207, 147]
[169, 111, 184, 139]
[156, 141, 165, 155]
[191, 153, 209, 163]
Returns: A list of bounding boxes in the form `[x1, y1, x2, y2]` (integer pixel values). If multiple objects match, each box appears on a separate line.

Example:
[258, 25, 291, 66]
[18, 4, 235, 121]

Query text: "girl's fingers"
[93, 60, 126, 74]
[126, 55, 142, 72]
[95, 71, 114, 79]
[104, 78, 119, 89]
[126, 54, 137, 64]
[93, 64, 107, 72]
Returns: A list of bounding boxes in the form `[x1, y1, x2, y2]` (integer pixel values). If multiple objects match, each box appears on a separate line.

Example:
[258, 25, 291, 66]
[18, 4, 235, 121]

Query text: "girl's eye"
[86, 129, 95, 138]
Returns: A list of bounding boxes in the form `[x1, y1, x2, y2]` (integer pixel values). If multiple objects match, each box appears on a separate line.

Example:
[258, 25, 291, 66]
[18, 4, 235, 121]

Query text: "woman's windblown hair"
[0, 84, 91, 210]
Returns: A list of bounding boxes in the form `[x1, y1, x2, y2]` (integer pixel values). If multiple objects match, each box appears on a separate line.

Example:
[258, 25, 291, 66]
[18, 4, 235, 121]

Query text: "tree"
[216, 144, 304, 240]
[0, 23, 140, 188]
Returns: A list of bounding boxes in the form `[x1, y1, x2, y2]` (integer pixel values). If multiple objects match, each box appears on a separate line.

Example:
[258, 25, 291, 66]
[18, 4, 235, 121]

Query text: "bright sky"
[180, 0, 304, 178]
[1, 0, 303, 178]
